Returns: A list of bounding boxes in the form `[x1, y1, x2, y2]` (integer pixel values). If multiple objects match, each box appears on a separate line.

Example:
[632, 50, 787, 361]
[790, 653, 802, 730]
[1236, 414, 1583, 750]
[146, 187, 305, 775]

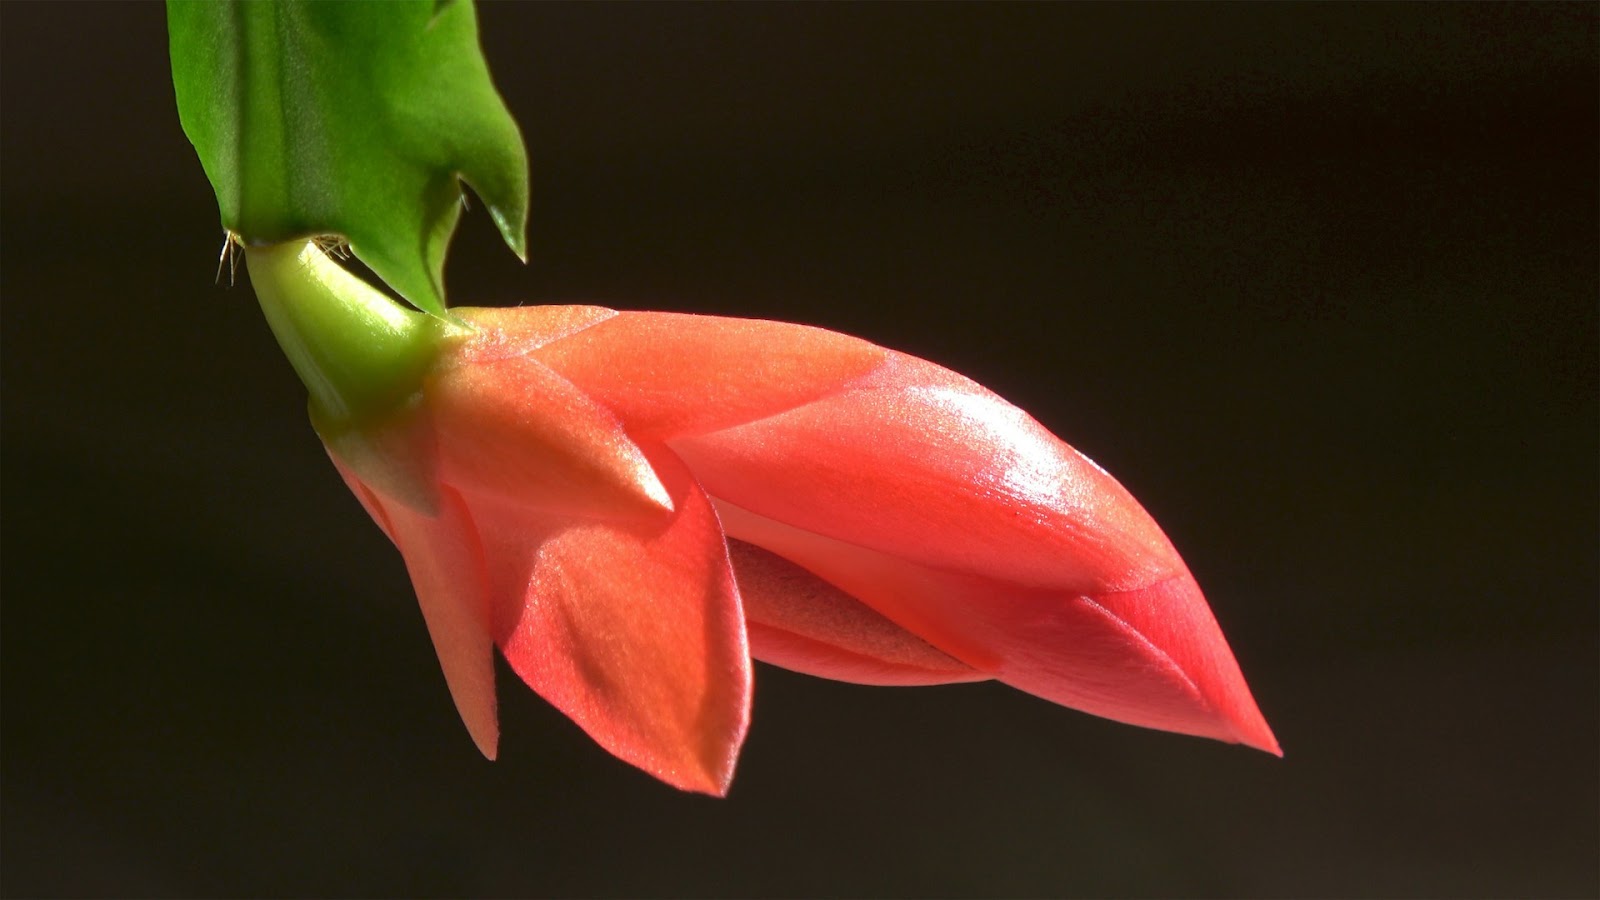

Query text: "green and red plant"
[170, 0, 1277, 795]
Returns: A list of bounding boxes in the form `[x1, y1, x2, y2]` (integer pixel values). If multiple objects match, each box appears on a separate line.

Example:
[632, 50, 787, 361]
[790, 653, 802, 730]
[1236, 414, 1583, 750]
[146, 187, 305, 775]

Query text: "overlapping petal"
[332, 460, 501, 760]
[729, 539, 988, 687]
[670, 354, 1175, 594]
[523, 310, 1278, 755]
[429, 345, 673, 521]
[716, 501, 1278, 753]
[332, 344, 755, 793]
[525, 309, 890, 440]
[472, 444, 752, 795]
[328, 302, 1277, 794]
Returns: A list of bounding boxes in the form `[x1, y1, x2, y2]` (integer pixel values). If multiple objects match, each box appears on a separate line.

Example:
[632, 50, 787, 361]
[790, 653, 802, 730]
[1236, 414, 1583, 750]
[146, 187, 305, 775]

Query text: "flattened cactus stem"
[245, 240, 448, 429]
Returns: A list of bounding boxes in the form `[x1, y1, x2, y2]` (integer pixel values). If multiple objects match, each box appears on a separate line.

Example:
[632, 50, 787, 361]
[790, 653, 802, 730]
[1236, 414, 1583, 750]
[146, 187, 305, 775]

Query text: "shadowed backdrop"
[3, 3, 1596, 897]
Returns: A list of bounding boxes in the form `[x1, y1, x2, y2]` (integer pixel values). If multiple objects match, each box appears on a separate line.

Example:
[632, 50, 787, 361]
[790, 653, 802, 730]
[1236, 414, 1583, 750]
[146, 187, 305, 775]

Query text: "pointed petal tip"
[697, 753, 740, 797]
[1073, 573, 1283, 762]
[637, 464, 676, 515]
[1240, 721, 1283, 758]
[684, 723, 745, 798]
[618, 736, 739, 796]
[458, 699, 500, 761]
[616, 746, 738, 796]
[676, 765, 736, 798]
[1217, 690, 1280, 757]
[638, 703, 746, 797]
[488, 446, 747, 799]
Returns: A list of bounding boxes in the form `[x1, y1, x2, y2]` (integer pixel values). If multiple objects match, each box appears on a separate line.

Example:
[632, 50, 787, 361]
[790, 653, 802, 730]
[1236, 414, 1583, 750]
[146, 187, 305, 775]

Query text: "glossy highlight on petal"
[672, 354, 1176, 595]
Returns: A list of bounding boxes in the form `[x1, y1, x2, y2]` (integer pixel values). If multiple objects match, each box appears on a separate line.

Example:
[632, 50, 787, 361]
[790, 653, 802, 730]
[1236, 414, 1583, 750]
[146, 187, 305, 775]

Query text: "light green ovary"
[246, 240, 456, 429]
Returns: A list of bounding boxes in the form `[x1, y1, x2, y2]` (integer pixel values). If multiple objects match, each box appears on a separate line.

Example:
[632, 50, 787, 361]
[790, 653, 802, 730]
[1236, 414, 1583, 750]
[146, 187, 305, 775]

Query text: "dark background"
[3, 3, 1596, 897]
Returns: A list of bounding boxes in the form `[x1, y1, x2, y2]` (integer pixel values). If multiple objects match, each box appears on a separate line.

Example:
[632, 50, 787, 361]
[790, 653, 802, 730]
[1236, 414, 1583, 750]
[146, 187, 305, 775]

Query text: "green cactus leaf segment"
[169, 0, 528, 316]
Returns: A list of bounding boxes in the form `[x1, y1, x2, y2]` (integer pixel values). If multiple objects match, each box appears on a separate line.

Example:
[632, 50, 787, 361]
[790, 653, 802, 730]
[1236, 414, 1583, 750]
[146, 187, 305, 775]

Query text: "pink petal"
[730, 539, 989, 687]
[475, 446, 753, 795]
[331, 460, 500, 760]
[529, 311, 890, 440]
[718, 501, 1279, 754]
[672, 353, 1177, 595]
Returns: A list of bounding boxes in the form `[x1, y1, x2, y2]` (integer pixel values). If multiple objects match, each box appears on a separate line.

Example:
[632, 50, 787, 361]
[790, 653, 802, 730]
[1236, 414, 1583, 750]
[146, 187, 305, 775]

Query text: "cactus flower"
[248, 240, 1278, 795]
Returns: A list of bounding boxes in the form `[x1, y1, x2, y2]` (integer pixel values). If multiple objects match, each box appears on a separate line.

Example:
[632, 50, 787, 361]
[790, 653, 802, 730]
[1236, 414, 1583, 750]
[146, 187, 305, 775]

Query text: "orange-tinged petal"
[730, 539, 988, 687]
[331, 460, 500, 759]
[717, 500, 1279, 754]
[428, 352, 673, 521]
[312, 297, 1274, 780]
[477, 446, 752, 795]
[673, 354, 1175, 595]
[455, 305, 620, 363]
[530, 311, 890, 440]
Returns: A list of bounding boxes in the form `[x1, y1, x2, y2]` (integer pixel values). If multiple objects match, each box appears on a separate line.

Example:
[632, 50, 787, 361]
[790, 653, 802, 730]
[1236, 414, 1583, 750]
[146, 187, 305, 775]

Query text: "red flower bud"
[329, 303, 1278, 794]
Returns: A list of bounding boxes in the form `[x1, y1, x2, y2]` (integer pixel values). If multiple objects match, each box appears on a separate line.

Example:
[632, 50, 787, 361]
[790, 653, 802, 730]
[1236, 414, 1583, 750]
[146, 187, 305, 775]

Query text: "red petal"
[427, 353, 673, 521]
[476, 447, 753, 795]
[730, 539, 989, 687]
[530, 311, 889, 440]
[673, 354, 1176, 595]
[456, 305, 620, 363]
[331, 460, 500, 759]
[718, 501, 1279, 754]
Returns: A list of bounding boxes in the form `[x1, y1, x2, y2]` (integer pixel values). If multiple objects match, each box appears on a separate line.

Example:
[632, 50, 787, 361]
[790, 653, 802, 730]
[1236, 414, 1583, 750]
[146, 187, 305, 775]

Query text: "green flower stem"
[246, 240, 453, 429]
